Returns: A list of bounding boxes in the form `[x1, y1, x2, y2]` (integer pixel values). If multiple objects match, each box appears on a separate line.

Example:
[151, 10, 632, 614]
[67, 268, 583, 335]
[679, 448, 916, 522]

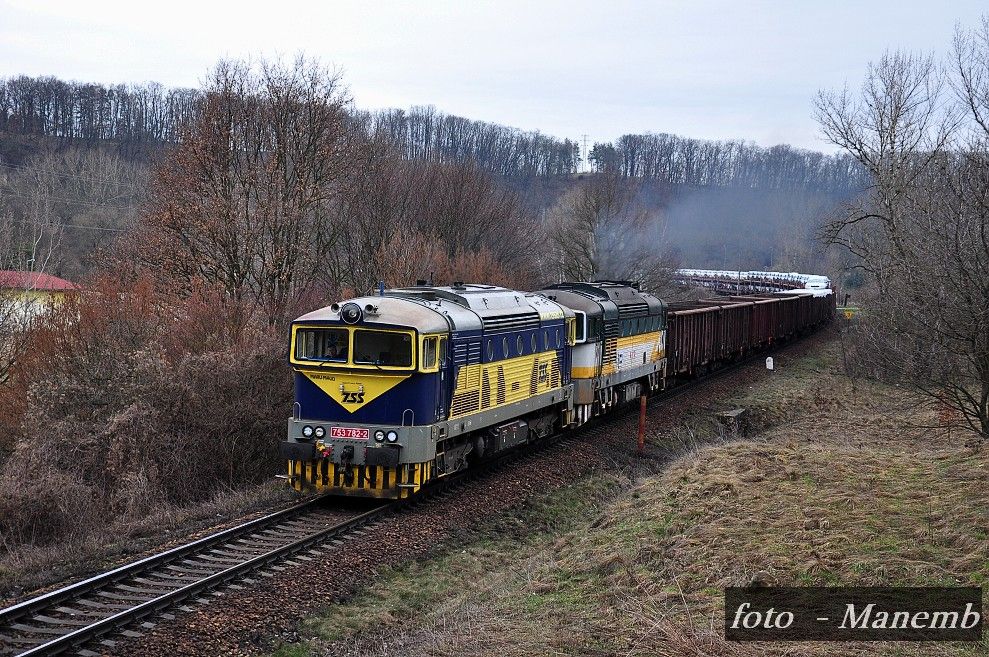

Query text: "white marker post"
[766, 356, 774, 371]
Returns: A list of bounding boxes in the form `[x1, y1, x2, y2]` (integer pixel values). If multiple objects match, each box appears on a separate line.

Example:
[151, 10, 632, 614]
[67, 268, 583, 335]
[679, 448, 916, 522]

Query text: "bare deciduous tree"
[1, 148, 146, 277]
[0, 179, 63, 383]
[321, 138, 539, 295]
[139, 57, 351, 325]
[816, 34, 989, 440]
[546, 173, 676, 292]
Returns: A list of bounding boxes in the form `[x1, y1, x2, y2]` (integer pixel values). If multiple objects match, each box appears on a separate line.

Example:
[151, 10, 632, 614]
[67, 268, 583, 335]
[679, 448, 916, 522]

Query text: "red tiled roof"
[0, 270, 79, 292]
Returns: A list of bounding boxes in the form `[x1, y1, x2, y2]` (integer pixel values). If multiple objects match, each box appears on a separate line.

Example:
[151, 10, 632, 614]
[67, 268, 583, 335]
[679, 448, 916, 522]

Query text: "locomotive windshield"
[354, 329, 413, 367]
[295, 327, 348, 362]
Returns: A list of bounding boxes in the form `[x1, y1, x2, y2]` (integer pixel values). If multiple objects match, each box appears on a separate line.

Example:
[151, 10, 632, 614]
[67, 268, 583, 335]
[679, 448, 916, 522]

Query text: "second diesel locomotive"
[537, 282, 667, 425]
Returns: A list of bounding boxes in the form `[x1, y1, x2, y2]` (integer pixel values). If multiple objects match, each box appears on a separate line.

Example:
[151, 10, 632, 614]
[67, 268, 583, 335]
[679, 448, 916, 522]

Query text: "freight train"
[280, 278, 834, 498]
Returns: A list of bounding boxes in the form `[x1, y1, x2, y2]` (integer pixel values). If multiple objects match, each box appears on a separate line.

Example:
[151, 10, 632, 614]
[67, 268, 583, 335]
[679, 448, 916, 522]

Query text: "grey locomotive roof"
[537, 281, 665, 317]
[534, 286, 605, 316]
[294, 284, 570, 334]
[294, 296, 454, 334]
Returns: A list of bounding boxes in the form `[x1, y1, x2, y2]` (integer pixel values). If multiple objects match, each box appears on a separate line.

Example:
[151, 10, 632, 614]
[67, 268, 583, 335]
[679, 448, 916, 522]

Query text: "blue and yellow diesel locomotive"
[281, 283, 576, 498]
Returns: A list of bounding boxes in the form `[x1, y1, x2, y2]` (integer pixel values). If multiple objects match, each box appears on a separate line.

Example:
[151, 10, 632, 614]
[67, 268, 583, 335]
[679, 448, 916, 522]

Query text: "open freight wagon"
[666, 291, 834, 376]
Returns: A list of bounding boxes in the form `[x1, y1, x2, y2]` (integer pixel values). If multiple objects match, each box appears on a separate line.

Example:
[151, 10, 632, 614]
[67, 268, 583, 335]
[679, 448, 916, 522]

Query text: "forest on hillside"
[0, 74, 862, 190]
[0, 71, 863, 282]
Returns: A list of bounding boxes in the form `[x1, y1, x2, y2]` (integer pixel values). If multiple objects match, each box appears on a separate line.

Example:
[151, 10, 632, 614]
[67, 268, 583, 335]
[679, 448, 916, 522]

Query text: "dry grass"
[272, 338, 988, 657]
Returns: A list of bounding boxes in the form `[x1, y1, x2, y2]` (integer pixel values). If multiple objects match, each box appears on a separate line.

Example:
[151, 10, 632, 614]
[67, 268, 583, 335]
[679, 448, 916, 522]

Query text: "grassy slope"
[273, 338, 988, 657]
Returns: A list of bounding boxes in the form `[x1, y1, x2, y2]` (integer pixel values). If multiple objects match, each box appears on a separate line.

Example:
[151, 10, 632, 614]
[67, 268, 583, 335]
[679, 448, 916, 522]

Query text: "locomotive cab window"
[573, 312, 586, 343]
[354, 330, 413, 368]
[422, 336, 438, 371]
[295, 327, 348, 362]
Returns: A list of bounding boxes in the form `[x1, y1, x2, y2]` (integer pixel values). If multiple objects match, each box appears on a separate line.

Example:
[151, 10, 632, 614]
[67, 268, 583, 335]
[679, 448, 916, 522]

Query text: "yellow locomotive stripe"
[617, 330, 663, 350]
[300, 370, 410, 413]
[449, 349, 562, 419]
[602, 331, 664, 376]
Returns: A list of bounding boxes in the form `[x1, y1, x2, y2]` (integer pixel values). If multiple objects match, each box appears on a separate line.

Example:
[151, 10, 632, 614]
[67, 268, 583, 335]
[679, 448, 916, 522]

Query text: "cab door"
[422, 335, 449, 422]
[436, 337, 449, 420]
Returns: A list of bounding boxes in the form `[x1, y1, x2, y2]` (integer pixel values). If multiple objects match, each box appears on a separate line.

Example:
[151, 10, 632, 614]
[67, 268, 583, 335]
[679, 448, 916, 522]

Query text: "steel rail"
[4, 504, 393, 657]
[0, 497, 331, 627]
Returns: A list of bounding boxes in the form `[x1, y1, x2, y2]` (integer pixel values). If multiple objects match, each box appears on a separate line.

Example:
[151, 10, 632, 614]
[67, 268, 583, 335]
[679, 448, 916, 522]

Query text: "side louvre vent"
[481, 371, 491, 409]
[617, 302, 650, 319]
[481, 312, 541, 333]
[453, 340, 482, 365]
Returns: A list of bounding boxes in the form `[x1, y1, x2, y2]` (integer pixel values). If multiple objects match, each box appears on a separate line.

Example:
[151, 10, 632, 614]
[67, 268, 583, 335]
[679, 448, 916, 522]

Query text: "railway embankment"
[267, 330, 987, 657]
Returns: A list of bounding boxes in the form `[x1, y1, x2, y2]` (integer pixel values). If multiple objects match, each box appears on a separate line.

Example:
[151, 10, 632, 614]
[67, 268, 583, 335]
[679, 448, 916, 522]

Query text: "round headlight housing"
[340, 302, 363, 324]
[386, 430, 398, 443]
[374, 430, 386, 442]
[302, 425, 314, 438]
[314, 426, 326, 439]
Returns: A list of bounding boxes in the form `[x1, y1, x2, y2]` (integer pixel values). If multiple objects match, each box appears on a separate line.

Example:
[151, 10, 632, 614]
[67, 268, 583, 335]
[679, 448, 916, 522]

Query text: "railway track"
[0, 499, 394, 656]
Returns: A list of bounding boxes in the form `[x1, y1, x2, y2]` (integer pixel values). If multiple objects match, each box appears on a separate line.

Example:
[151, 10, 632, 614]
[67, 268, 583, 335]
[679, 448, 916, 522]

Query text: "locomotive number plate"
[330, 427, 369, 440]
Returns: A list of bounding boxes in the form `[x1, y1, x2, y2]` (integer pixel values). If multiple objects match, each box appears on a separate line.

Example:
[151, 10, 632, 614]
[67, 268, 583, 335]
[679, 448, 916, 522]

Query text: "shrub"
[0, 277, 292, 547]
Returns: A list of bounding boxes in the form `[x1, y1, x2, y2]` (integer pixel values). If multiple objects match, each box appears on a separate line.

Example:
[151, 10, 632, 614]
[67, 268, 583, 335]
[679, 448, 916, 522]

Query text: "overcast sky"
[2, 1, 986, 152]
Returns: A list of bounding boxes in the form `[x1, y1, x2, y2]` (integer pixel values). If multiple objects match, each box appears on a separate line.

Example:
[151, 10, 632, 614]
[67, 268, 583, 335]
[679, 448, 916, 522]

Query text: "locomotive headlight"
[302, 425, 314, 438]
[340, 302, 363, 324]
[386, 430, 398, 443]
[314, 426, 326, 439]
[374, 430, 386, 442]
